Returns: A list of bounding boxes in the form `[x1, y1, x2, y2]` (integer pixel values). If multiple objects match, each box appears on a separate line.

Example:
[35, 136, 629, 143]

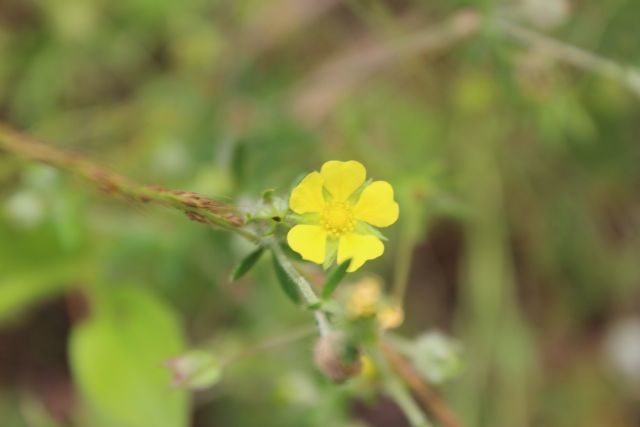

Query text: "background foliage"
[1, 0, 640, 426]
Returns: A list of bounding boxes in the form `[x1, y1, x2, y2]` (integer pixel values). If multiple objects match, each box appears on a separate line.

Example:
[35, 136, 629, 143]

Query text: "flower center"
[321, 202, 354, 236]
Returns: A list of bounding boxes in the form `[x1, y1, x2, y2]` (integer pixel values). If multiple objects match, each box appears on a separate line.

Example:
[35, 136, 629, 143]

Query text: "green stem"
[495, 17, 640, 98]
[269, 241, 331, 336]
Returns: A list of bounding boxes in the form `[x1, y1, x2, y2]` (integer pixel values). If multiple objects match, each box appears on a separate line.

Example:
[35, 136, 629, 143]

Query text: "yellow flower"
[287, 160, 399, 272]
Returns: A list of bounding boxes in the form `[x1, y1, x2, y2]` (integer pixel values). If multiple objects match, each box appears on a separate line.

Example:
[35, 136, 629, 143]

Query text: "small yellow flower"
[377, 304, 404, 330]
[287, 160, 399, 272]
[346, 277, 381, 316]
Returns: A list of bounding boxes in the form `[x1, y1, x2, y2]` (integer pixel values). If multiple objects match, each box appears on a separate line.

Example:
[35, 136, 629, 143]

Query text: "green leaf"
[229, 247, 264, 282]
[271, 253, 301, 305]
[280, 243, 304, 262]
[321, 259, 351, 300]
[70, 287, 188, 427]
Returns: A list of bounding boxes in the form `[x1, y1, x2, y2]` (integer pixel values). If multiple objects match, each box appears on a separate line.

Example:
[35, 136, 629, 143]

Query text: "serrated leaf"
[70, 287, 188, 427]
[229, 247, 264, 282]
[271, 253, 301, 304]
[321, 259, 351, 300]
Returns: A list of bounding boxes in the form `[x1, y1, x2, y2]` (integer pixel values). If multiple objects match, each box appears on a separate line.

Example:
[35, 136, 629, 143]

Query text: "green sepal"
[323, 237, 338, 269]
[229, 247, 264, 282]
[321, 258, 351, 300]
[347, 178, 373, 204]
[353, 221, 388, 241]
[289, 212, 321, 224]
[322, 186, 333, 203]
[271, 252, 301, 305]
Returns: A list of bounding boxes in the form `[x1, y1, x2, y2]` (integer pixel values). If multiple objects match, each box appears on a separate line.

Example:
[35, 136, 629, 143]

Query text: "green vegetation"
[1, 1, 639, 426]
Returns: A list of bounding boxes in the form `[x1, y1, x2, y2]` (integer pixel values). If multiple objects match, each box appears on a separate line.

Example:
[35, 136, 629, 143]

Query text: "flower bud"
[314, 332, 362, 383]
[166, 350, 222, 391]
[346, 278, 381, 317]
[377, 304, 404, 330]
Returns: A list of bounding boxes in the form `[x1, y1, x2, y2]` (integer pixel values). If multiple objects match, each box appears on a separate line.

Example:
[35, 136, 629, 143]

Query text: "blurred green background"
[1, 0, 640, 426]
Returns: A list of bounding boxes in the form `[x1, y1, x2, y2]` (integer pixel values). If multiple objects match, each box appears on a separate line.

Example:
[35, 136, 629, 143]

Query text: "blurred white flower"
[603, 317, 640, 386]
[394, 331, 464, 385]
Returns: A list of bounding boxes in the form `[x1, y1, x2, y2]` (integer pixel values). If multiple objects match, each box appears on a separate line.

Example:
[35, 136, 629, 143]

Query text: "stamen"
[321, 202, 355, 237]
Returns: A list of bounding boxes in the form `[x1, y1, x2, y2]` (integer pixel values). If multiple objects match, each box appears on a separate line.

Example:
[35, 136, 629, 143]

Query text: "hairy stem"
[0, 123, 260, 243]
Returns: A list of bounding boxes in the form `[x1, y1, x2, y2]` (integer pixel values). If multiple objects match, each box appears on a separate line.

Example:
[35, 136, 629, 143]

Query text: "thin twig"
[195, 325, 317, 407]
[372, 348, 432, 427]
[495, 17, 640, 97]
[292, 9, 482, 125]
[0, 123, 260, 242]
[381, 341, 464, 427]
[222, 325, 317, 367]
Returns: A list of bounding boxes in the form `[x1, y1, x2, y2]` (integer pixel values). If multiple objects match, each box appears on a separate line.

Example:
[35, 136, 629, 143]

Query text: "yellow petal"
[337, 233, 384, 272]
[287, 225, 327, 264]
[353, 181, 399, 228]
[320, 160, 366, 202]
[289, 172, 325, 214]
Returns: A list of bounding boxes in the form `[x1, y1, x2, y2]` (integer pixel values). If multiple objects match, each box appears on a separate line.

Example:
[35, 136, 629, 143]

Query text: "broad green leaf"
[229, 247, 264, 282]
[271, 253, 301, 305]
[70, 287, 188, 427]
[321, 259, 351, 300]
